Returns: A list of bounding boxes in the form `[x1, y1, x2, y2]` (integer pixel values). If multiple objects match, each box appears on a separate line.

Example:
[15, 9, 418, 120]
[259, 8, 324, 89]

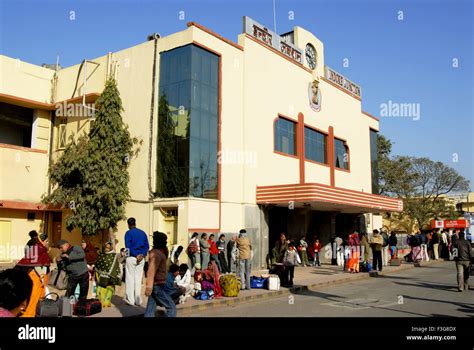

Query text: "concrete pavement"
[186, 260, 472, 317]
[93, 259, 445, 317]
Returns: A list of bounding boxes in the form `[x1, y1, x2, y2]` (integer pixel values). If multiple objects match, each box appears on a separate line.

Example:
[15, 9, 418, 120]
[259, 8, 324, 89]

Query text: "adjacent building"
[0, 17, 402, 267]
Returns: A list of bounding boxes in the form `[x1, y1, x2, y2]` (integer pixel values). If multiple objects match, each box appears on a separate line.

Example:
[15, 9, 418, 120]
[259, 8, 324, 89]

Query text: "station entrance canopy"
[256, 183, 403, 214]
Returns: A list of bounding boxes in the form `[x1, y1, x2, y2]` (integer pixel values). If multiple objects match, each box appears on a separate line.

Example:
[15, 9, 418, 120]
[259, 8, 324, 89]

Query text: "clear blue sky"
[1, 0, 472, 186]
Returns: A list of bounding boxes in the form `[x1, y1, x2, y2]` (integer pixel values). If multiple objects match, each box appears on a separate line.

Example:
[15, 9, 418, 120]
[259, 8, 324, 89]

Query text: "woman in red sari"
[16, 231, 51, 317]
[347, 231, 360, 273]
[203, 260, 222, 297]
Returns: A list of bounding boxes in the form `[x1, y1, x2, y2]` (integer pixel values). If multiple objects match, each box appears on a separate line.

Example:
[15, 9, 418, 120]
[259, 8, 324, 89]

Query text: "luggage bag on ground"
[250, 276, 267, 289]
[48, 268, 68, 290]
[219, 273, 241, 297]
[73, 298, 102, 317]
[36, 292, 60, 317]
[267, 274, 280, 291]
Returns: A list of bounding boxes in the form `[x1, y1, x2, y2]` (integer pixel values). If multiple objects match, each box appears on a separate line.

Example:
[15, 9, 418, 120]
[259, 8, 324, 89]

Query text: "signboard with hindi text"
[243, 16, 303, 64]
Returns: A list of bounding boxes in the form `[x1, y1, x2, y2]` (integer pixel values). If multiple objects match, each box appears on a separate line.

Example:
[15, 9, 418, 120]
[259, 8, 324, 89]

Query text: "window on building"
[58, 123, 67, 149]
[334, 138, 349, 170]
[0, 102, 33, 148]
[370, 129, 379, 194]
[158, 44, 219, 199]
[304, 127, 327, 164]
[274, 117, 296, 156]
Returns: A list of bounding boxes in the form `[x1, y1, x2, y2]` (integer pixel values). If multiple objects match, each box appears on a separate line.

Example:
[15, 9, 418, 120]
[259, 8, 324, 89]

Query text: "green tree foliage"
[378, 134, 470, 230]
[43, 78, 140, 239]
[156, 95, 187, 197]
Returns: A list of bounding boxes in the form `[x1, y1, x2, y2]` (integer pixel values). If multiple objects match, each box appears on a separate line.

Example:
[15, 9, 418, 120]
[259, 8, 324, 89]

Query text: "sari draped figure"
[347, 233, 360, 273]
[203, 261, 222, 297]
[95, 251, 121, 307]
[16, 240, 51, 317]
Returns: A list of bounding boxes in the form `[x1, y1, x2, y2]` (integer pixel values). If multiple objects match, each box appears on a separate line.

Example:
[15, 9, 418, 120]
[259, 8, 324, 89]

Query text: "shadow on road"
[394, 281, 460, 293]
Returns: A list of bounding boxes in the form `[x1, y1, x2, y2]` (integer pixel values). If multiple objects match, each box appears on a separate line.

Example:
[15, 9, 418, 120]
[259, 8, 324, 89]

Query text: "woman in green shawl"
[95, 242, 121, 307]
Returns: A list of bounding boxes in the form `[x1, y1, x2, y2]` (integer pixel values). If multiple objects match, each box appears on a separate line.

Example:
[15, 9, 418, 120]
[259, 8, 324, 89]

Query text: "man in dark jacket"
[57, 239, 89, 299]
[454, 230, 473, 292]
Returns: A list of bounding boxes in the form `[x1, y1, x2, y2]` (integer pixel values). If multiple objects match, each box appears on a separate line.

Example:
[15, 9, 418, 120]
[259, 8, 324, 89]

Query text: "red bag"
[188, 240, 198, 254]
[73, 299, 102, 317]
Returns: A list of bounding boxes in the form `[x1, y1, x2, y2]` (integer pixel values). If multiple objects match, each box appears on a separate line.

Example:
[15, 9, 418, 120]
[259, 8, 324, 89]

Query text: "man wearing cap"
[124, 217, 150, 306]
[56, 239, 89, 300]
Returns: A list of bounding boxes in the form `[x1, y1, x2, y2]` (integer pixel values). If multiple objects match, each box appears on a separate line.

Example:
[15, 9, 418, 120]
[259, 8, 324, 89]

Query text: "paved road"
[183, 261, 474, 317]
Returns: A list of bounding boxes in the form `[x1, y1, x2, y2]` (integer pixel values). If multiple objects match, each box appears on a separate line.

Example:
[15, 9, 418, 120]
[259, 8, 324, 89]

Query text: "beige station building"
[0, 17, 402, 268]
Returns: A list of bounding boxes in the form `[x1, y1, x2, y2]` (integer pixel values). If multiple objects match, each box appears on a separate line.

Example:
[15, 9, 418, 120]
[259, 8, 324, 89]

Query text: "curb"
[176, 259, 443, 315]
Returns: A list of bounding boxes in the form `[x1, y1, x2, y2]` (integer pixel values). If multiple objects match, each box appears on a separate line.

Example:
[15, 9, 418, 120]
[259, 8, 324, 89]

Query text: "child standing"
[283, 243, 299, 287]
[313, 239, 321, 266]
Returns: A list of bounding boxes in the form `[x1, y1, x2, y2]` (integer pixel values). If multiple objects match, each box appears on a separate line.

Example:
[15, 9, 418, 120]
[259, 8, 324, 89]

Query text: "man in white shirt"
[174, 264, 193, 303]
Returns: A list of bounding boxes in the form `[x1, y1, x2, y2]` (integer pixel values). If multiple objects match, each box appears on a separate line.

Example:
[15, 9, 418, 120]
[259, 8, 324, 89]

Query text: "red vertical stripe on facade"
[328, 126, 335, 187]
[298, 113, 305, 184]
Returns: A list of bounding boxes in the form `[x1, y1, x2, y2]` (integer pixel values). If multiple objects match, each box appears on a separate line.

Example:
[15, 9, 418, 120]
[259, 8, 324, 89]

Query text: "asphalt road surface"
[184, 261, 474, 317]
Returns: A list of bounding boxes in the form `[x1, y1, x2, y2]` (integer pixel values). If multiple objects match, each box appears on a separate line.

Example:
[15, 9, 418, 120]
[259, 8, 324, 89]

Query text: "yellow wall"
[0, 146, 49, 202]
[0, 209, 44, 261]
[0, 55, 55, 103]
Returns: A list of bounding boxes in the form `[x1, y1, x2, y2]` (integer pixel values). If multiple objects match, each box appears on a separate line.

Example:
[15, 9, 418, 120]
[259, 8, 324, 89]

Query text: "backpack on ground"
[194, 290, 215, 301]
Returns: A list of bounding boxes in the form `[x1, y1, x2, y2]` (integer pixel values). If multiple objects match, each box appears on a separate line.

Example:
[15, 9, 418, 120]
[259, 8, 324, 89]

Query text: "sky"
[0, 0, 473, 186]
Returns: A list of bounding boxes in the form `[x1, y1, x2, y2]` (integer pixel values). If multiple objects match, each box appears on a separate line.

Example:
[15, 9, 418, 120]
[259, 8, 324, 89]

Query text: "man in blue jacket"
[124, 217, 149, 306]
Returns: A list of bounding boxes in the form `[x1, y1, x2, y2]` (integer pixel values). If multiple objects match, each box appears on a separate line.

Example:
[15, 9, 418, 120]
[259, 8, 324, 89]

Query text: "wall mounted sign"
[243, 16, 303, 64]
[308, 78, 321, 112]
[431, 219, 469, 229]
[324, 66, 361, 98]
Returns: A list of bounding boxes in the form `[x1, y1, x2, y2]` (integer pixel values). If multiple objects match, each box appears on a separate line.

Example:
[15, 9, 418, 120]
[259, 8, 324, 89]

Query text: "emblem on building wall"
[309, 78, 321, 112]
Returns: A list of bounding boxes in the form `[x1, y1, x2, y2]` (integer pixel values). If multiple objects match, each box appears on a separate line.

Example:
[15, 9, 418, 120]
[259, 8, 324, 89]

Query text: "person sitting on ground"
[193, 270, 203, 295]
[0, 268, 33, 318]
[202, 260, 222, 297]
[283, 243, 299, 288]
[175, 264, 193, 302]
[164, 264, 185, 304]
[15, 231, 51, 318]
[170, 245, 184, 265]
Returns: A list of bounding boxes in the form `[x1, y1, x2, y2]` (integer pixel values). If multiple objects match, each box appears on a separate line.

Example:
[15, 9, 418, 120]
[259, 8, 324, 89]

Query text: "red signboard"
[431, 219, 469, 229]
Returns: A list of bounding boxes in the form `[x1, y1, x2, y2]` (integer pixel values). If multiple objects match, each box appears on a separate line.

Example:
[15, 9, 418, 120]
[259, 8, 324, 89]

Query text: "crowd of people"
[0, 219, 472, 318]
